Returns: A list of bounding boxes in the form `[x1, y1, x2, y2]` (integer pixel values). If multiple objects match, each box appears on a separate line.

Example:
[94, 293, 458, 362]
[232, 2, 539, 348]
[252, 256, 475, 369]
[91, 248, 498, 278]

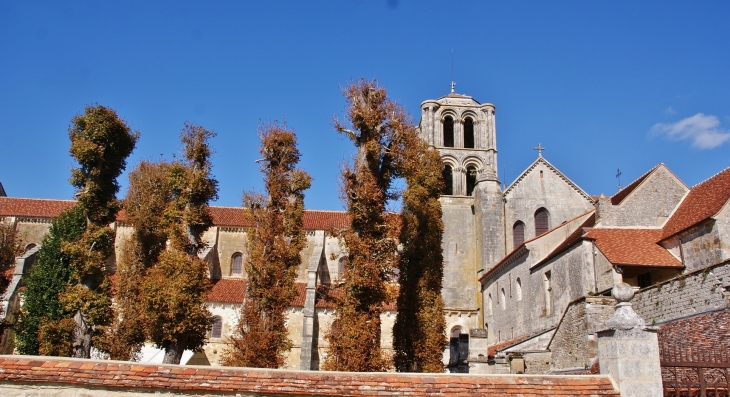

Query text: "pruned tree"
[138, 123, 218, 364]
[15, 206, 86, 355]
[222, 122, 311, 368]
[392, 131, 447, 372]
[322, 79, 406, 372]
[96, 161, 172, 360]
[62, 105, 138, 358]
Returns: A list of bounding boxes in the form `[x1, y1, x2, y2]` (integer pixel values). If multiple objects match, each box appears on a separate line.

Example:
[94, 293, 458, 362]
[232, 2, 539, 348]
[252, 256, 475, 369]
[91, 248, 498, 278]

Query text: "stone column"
[597, 283, 662, 397]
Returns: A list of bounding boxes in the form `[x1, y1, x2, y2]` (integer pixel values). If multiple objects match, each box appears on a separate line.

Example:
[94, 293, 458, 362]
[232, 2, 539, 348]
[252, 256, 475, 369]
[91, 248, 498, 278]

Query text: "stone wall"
[440, 196, 479, 310]
[483, 242, 593, 346]
[632, 261, 730, 326]
[598, 166, 687, 228]
[0, 356, 621, 396]
[549, 297, 615, 371]
[678, 204, 730, 272]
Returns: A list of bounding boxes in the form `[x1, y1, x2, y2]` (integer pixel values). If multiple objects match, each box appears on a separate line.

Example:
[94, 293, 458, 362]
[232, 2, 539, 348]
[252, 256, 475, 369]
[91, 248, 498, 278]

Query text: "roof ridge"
[504, 157, 594, 203]
[690, 165, 730, 189]
[0, 196, 77, 203]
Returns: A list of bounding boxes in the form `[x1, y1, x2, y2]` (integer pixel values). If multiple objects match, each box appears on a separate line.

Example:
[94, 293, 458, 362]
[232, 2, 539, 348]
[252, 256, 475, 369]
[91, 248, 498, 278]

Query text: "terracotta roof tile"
[0, 197, 76, 218]
[584, 228, 682, 268]
[610, 164, 661, 205]
[487, 335, 530, 356]
[207, 278, 246, 303]
[0, 356, 620, 396]
[0, 197, 349, 231]
[662, 166, 730, 239]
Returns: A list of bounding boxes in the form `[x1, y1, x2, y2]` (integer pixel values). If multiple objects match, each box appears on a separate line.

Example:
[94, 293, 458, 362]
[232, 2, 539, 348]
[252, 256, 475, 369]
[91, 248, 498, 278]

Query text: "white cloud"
[664, 106, 676, 115]
[650, 113, 730, 149]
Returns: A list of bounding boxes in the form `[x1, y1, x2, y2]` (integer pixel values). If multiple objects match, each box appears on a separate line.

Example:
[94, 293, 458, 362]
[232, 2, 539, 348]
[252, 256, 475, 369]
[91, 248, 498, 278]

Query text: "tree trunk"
[72, 310, 91, 358]
[163, 341, 185, 364]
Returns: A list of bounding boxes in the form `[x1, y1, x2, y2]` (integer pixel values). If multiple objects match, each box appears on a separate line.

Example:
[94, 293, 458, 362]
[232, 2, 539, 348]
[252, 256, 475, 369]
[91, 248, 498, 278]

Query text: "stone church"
[2, 88, 729, 373]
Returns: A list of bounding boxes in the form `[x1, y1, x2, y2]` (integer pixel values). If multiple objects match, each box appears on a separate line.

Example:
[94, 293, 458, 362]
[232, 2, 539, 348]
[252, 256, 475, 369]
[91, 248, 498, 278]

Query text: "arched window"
[442, 164, 453, 195]
[443, 116, 454, 147]
[513, 221, 525, 248]
[466, 166, 477, 196]
[535, 208, 549, 236]
[500, 288, 506, 310]
[464, 117, 474, 148]
[515, 278, 522, 301]
[211, 317, 223, 338]
[231, 253, 243, 275]
[24, 243, 37, 252]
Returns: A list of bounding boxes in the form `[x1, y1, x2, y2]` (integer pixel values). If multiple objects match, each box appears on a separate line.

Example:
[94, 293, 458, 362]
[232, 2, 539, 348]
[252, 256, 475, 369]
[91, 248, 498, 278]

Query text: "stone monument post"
[597, 283, 663, 397]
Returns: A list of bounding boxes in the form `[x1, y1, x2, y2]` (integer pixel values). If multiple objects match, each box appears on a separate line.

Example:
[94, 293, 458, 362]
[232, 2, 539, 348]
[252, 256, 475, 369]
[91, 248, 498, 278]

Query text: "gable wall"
[600, 167, 687, 227]
[504, 162, 593, 252]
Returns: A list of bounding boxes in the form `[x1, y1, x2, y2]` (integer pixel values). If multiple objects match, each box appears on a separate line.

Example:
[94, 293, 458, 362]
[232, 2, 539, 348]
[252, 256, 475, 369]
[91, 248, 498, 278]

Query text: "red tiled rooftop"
[487, 335, 530, 357]
[0, 197, 349, 231]
[0, 356, 621, 396]
[0, 197, 76, 218]
[662, 166, 730, 239]
[584, 228, 682, 268]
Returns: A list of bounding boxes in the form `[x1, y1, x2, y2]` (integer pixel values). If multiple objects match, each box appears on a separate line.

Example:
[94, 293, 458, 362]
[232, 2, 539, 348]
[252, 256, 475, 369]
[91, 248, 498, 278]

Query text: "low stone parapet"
[0, 355, 620, 396]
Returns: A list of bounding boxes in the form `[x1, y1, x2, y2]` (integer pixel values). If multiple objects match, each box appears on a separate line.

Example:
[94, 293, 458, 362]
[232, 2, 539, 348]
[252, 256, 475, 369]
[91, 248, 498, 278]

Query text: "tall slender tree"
[138, 123, 218, 364]
[63, 105, 138, 358]
[392, 131, 447, 372]
[222, 122, 311, 368]
[323, 80, 407, 372]
[96, 161, 172, 360]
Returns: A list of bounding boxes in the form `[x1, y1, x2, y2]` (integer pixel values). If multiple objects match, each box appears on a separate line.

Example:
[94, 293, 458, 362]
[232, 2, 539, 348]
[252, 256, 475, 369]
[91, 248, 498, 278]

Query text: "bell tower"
[417, 86, 505, 368]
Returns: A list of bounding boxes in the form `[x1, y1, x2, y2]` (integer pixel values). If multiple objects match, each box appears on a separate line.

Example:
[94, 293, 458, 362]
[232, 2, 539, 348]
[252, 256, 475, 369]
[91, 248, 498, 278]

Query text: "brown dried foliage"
[393, 133, 447, 372]
[323, 80, 407, 372]
[97, 161, 171, 360]
[0, 223, 22, 321]
[222, 122, 311, 368]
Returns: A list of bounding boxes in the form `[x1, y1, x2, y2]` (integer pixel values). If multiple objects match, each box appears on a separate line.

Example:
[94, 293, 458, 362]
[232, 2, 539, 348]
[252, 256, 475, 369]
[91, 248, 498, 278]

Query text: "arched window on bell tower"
[442, 164, 453, 195]
[466, 165, 477, 196]
[464, 117, 474, 149]
[443, 116, 454, 147]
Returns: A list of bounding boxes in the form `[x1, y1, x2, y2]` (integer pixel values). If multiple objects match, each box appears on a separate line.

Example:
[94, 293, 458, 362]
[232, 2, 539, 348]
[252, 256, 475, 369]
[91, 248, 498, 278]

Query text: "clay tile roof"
[662, 166, 730, 239]
[0, 356, 621, 396]
[584, 228, 682, 268]
[0, 198, 349, 230]
[207, 278, 246, 303]
[487, 335, 530, 357]
[610, 164, 662, 205]
[0, 197, 76, 218]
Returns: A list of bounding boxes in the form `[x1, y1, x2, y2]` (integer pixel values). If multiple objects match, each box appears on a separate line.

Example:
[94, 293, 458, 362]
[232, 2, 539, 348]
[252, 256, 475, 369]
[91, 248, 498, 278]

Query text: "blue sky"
[1, 1, 729, 210]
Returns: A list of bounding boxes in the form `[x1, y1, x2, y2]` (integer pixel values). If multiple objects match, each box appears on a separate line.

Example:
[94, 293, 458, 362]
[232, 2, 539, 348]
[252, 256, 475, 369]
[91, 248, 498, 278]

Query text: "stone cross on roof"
[450, 80, 456, 93]
[534, 143, 545, 157]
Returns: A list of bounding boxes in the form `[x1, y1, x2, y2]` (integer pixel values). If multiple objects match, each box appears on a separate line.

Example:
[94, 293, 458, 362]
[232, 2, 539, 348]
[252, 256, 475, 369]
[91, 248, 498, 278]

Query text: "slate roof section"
[0, 197, 76, 218]
[661, 166, 730, 239]
[0, 356, 621, 396]
[584, 228, 682, 268]
[0, 197, 349, 231]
